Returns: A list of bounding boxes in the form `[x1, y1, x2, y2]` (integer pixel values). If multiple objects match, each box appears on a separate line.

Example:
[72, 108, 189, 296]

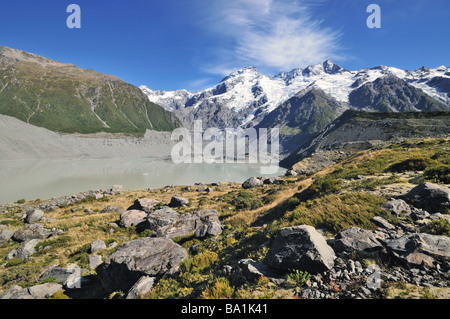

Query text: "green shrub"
[227, 190, 263, 211]
[51, 290, 70, 299]
[299, 175, 342, 200]
[40, 276, 59, 284]
[421, 219, 450, 236]
[424, 165, 450, 184]
[287, 269, 310, 287]
[202, 277, 235, 299]
[386, 158, 431, 173]
[138, 229, 153, 238]
[5, 258, 25, 268]
[181, 250, 218, 273]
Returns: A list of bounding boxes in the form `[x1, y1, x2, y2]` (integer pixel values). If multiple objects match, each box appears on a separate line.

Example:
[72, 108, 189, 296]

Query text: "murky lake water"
[0, 158, 284, 204]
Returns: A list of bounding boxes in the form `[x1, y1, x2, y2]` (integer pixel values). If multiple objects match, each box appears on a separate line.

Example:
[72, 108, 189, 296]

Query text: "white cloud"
[197, 0, 342, 74]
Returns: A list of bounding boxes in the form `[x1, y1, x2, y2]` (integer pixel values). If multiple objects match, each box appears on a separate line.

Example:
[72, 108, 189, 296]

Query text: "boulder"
[194, 221, 222, 238]
[381, 199, 411, 216]
[12, 224, 60, 242]
[146, 207, 220, 239]
[0, 283, 62, 299]
[0, 285, 25, 299]
[242, 177, 263, 189]
[238, 259, 285, 285]
[119, 210, 148, 228]
[169, 195, 189, 208]
[15, 239, 41, 259]
[371, 216, 396, 230]
[111, 185, 123, 193]
[401, 182, 450, 213]
[25, 209, 45, 224]
[265, 225, 336, 274]
[128, 198, 160, 213]
[89, 255, 103, 270]
[96, 237, 187, 293]
[38, 265, 84, 285]
[410, 208, 430, 221]
[90, 240, 107, 253]
[126, 276, 155, 299]
[334, 227, 384, 254]
[386, 233, 450, 268]
[0, 228, 14, 245]
[263, 177, 282, 185]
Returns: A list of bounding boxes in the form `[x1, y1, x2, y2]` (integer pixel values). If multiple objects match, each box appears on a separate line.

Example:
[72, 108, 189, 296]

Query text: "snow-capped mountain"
[140, 61, 450, 130]
[139, 85, 193, 112]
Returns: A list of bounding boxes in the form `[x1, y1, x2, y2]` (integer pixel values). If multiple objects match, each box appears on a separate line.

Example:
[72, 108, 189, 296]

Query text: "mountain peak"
[303, 60, 345, 76]
[220, 66, 260, 83]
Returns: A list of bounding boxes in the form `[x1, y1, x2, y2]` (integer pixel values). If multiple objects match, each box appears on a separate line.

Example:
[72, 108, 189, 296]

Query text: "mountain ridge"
[141, 61, 450, 131]
[0, 45, 182, 136]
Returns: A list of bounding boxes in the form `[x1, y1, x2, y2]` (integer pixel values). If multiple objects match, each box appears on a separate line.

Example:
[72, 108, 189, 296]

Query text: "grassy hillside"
[0, 46, 181, 135]
[1, 137, 448, 299]
[281, 110, 450, 169]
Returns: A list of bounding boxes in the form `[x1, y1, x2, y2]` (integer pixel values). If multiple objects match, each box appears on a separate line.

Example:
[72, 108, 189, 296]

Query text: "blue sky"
[0, 0, 449, 91]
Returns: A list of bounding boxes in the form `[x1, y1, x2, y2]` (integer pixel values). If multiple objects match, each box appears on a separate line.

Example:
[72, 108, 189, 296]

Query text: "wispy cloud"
[184, 77, 215, 92]
[197, 0, 343, 75]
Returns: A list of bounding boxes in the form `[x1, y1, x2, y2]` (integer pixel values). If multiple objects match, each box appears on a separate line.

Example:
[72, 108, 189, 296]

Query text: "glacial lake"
[0, 158, 285, 204]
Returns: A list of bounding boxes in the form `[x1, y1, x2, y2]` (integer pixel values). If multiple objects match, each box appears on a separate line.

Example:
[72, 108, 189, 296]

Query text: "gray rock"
[96, 237, 187, 293]
[401, 182, 450, 213]
[0, 283, 62, 299]
[0, 228, 14, 245]
[286, 170, 298, 176]
[371, 216, 396, 230]
[5, 249, 17, 260]
[429, 213, 445, 220]
[126, 276, 155, 299]
[386, 233, 450, 268]
[263, 177, 282, 185]
[410, 208, 430, 221]
[100, 206, 123, 214]
[146, 207, 220, 239]
[89, 255, 103, 270]
[111, 185, 123, 193]
[119, 210, 148, 228]
[128, 198, 160, 213]
[0, 285, 24, 299]
[38, 265, 82, 285]
[334, 227, 384, 254]
[169, 195, 189, 208]
[381, 199, 411, 216]
[26, 283, 62, 299]
[90, 240, 107, 253]
[265, 225, 336, 273]
[15, 239, 41, 259]
[25, 209, 44, 224]
[12, 223, 58, 242]
[242, 177, 263, 189]
[194, 221, 222, 238]
[238, 259, 285, 285]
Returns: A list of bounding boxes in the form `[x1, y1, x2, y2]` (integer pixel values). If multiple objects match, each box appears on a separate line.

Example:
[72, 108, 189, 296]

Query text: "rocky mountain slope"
[281, 110, 450, 173]
[0, 114, 176, 160]
[0, 46, 181, 136]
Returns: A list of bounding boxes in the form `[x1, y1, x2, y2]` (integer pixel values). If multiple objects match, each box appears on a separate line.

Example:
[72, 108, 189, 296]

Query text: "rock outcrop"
[401, 182, 450, 213]
[265, 225, 336, 273]
[386, 233, 450, 268]
[334, 227, 384, 255]
[96, 237, 187, 293]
